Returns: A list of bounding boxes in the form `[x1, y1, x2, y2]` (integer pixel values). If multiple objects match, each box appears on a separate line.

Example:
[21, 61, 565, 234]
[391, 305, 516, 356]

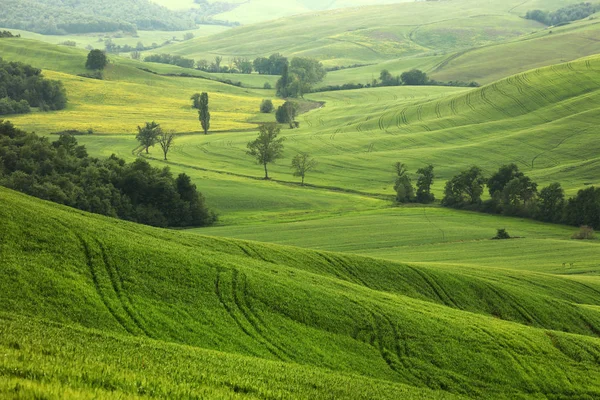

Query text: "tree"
[564, 187, 600, 229]
[287, 57, 327, 97]
[276, 101, 298, 128]
[136, 121, 161, 154]
[291, 153, 317, 185]
[276, 62, 290, 97]
[416, 164, 435, 203]
[393, 162, 414, 203]
[379, 69, 400, 86]
[400, 69, 428, 86]
[536, 182, 565, 223]
[86, 49, 108, 70]
[198, 92, 210, 135]
[260, 99, 274, 113]
[442, 166, 486, 207]
[247, 123, 285, 179]
[500, 175, 537, 215]
[191, 93, 201, 109]
[253, 57, 271, 74]
[157, 130, 176, 161]
[488, 164, 524, 198]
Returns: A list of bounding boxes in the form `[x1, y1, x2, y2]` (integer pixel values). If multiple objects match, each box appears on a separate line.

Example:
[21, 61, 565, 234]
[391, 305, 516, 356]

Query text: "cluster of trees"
[253, 54, 289, 75]
[246, 123, 317, 184]
[525, 3, 600, 26]
[144, 54, 196, 69]
[440, 163, 600, 229]
[196, 56, 252, 74]
[276, 57, 327, 98]
[134, 121, 177, 161]
[0, 0, 198, 35]
[374, 69, 479, 88]
[0, 31, 20, 38]
[275, 101, 298, 128]
[0, 120, 214, 227]
[393, 163, 435, 203]
[0, 58, 67, 115]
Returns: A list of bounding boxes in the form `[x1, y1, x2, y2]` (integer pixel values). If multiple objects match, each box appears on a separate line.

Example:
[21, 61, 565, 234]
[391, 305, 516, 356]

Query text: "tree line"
[0, 31, 20, 38]
[0, 120, 215, 228]
[0, 58, 67, 115]
[525, 3, 600, 26]
[393, 162, 600, 230]
[0, 0, 196, 35]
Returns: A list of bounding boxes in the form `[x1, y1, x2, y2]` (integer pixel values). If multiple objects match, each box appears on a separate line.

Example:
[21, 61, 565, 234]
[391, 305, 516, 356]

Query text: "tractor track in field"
[232, 269, 293, 359]
[530, 128, 584, 168]
[214, 269, 286, 360]
[319, 252, 370, 288]
[405, 266, 460, 309]
[55, 218, 149, 337]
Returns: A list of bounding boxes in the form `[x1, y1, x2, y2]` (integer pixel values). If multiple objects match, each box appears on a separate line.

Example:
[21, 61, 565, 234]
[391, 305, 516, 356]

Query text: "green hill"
[158, 0, 546, 67]
[2, 186, 600, 398]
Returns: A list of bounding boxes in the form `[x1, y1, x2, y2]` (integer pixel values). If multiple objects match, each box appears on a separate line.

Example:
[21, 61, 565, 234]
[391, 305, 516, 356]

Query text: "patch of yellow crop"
[10, 71, 266, 134]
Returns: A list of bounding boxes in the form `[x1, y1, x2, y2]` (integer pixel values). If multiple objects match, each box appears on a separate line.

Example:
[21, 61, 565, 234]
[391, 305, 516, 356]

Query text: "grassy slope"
[0, 38, 279, 133]
[3, 187, 600, 398]
[74, 55, 600, 201]
[158, 0, 545, 67]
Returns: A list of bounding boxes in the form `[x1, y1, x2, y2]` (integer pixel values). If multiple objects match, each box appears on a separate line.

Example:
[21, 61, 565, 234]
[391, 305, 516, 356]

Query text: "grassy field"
[2, 187, 600, 398]
[69, 55, 600, 202]
[0, 38, 280, 134]
[157, 0, 547, 67]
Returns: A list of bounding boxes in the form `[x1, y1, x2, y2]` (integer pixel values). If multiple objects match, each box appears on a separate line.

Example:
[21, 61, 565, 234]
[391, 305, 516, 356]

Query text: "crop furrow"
[435, 102, 442, 119]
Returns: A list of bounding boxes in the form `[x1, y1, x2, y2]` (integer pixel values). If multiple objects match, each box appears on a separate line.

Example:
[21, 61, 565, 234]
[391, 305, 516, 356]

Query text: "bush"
[493, 229, 511, 240]
[571, 226, 596, 240]
[263, 82, 272, 90]
[260, 99, 274, 113]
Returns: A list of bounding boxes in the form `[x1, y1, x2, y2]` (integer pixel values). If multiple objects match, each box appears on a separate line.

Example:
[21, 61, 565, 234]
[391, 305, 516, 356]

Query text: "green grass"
[0, 38, 281, 134]
[157, 0, 547, 67]
[3, 187, 600, 398]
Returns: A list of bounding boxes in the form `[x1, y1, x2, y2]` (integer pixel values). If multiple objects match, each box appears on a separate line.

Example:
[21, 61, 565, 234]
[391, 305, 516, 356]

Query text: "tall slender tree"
[198, 92, 210, 135]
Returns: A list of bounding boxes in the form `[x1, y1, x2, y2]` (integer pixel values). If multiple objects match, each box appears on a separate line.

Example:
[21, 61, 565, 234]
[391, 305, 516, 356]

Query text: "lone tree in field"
[394, 162, 414, 203]
[157, 130, 176, 160]
[276, 101, 298, 128]
[85, 49, 108, 70]
[198, 92, 210, 134]
[291, 153, 317, 185]
[136, 121, 162, 154]
[260, 99, 274, 113]
[416, 164, 435, 203]
[247, 123, 285, 179]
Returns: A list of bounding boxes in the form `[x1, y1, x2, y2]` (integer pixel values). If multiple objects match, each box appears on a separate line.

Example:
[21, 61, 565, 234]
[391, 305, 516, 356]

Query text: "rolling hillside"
[2, 187, 600, 398]
[158, 0, 547, 67]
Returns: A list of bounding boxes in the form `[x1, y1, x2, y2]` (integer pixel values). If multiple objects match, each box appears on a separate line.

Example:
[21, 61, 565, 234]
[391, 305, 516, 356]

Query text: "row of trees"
[525, 3, 600, 26]
[394, 162, 599, 229]
[0, 0, 196, 35]
[0, 120, 214, 227]
[0, 31, 19, 38]
[440, 164, 600, 229]
[0, 58, 67, 115]
[144, 54, 196, 69]
[375, 69, 479, 88]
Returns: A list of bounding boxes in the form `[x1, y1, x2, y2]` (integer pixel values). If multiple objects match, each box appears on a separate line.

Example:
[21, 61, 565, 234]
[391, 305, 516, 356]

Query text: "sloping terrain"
[2, 187, 600, 398]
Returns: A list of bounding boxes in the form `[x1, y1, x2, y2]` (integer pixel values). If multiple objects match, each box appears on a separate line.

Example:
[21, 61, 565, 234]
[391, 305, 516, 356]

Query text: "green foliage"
[254, 53, 288, 75]
[0, 0, 195, 35]
[277, 58, 326, 98]
[260, 99, 274, 113]
[275, 101, 298, 128]
[493, 228, 511, 240]
[536, 183, 565, 223]
[401, 69, 429, 86]
[0, 121, 215, 227]
[442, 166, 486, 208]
[565, 187, 600, 229]
[85, 49, 108, 70]
[144, 54, 195, 69]
[525, 3, 600, 26]
[0, 30, 19, 38]
[291, 152, 317, 185]
[198, 92, 210, 134]
[0, 58, 67, 113]
[416, 164, 435, 204]
[247, 123, 285, 179]
[136, 121, 161, 154]
[393, 162, 414, 203]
